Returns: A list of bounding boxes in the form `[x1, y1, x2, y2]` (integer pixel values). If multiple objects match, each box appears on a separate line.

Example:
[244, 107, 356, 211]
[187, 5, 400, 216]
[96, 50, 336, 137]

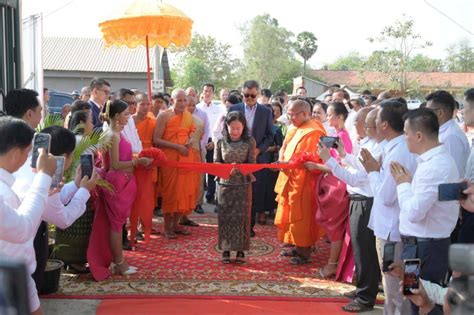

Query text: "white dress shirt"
[212, 113, 225, 143]
[325, 137, 379, 197]
[465, 148, 474, 182]
[397, 145, 459, 238]
[197, 101, 226, 139]
[367, 135, 418, 242]
[0, 170, 52, 244]
[439, 119, 469, 177]
[121, 117, 143, 154]
[192, 108, 210, 150]
[13, 157, 91, 228]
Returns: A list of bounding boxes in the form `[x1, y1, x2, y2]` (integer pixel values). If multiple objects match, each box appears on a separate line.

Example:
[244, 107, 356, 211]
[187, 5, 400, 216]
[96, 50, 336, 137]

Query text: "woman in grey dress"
[214, 111, 256, 264]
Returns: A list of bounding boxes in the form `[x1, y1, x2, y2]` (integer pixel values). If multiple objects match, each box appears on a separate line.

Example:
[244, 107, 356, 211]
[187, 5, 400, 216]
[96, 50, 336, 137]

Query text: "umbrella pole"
[146, 35, 152, 102]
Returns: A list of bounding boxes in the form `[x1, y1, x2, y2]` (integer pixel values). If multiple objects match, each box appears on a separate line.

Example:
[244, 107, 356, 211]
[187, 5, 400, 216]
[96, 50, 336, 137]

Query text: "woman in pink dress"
[305, 102, 351, 279]
[87, 100, 152, 280]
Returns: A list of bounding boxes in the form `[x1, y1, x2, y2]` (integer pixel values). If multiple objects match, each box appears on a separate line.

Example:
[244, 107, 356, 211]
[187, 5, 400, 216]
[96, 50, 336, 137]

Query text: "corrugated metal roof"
[43, 37, 158, 73]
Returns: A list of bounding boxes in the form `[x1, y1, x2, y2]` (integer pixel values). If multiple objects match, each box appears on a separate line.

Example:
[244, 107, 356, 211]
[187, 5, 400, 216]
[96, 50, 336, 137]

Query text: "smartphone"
[51, 156, 65, 189]
[31, 133, 51, 168]
[320, 136, 339, 149]
[382, 242, 395, 272]
[80, 154, 94, 179]
[403, 259, 421, 295]
[438, 182, 468, 201]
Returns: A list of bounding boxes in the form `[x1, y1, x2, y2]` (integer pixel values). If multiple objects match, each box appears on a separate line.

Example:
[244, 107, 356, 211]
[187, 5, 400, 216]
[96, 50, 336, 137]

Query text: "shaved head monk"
[274, 99, 326, 264]
[154, 89, 196, 239]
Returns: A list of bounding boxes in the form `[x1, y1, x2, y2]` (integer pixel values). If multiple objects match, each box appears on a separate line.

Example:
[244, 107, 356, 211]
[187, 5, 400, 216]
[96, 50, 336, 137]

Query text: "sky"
[22, 0, 474, 68]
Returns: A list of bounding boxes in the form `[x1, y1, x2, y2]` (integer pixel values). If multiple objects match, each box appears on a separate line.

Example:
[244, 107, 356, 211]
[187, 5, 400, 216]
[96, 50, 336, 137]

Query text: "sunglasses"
[244, 93, 257, 99]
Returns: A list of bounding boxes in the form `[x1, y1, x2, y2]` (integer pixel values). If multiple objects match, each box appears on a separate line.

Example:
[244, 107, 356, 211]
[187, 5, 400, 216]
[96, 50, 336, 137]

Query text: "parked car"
[407, 99, 422, 110]
[48, 90, 74, 114]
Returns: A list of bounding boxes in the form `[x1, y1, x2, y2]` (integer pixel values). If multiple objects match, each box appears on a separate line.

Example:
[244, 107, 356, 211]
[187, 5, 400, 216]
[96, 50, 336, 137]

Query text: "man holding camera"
[391, 108, 460, 314]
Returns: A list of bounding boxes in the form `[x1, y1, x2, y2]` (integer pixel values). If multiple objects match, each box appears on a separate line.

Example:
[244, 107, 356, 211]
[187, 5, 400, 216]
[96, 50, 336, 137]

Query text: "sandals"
[235, 251, 245, 264]
[164, 231, 177, 239]
[318, 263, 337, 279]
[289, 255, 312, 265]
[341, 300, 373, 313]
[222, 251, 230, 264]
[110, 260, 138, 275]
[280, 248, 298, 257]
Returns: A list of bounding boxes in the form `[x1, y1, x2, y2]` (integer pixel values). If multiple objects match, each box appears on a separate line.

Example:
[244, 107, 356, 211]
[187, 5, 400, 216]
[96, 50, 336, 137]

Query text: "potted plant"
[40, 243, 68, 294]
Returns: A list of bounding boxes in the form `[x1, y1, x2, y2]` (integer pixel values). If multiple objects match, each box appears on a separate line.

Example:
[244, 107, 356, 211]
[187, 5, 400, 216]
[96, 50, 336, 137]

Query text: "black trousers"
[205, 139, 216, 201]
[402, 237, 450, 314]
[349, 196, 380, 307]
[458, 208, 474, 244]
[32, 221, 49, 292]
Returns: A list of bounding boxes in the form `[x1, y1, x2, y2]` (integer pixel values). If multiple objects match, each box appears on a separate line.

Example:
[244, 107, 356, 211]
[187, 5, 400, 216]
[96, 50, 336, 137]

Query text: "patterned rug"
[47, 215, 356, 300]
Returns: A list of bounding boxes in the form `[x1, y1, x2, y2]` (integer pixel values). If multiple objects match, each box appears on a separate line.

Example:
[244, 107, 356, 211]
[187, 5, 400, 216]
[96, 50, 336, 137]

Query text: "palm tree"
[295, 31, 318, 76]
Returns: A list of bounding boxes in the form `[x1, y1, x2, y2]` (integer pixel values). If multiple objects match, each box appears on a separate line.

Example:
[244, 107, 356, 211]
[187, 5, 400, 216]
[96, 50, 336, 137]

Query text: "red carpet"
[96, 298, 349, 314]
[47, 215, 355, 300]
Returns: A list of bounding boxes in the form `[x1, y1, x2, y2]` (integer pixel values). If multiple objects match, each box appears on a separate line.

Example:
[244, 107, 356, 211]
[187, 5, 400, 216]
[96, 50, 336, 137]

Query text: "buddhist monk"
[274, 99, 326, 265]
[129, 93, 157, 247]
[153, 89, 196, 239]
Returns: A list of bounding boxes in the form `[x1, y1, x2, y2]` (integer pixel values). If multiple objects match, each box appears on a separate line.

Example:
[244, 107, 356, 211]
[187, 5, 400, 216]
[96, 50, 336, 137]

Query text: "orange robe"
[159, 111, 196, 214]
[190, 114, 204, 209]
[130, 116, 157, 246]
[274, 119, 326, 247]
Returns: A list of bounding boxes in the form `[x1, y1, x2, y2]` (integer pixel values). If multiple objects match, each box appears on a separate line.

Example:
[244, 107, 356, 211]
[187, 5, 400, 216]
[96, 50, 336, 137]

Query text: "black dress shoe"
[250, 229, 256, 237]
[194, 205, 205, 214]
[154, 207, 163, 217]
[213, 206, 219, 213]
[122, 241, 132, 251]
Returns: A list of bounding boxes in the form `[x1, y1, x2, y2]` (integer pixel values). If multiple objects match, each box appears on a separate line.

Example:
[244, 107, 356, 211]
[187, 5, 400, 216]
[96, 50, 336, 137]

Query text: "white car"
[407, 99, 422, 110]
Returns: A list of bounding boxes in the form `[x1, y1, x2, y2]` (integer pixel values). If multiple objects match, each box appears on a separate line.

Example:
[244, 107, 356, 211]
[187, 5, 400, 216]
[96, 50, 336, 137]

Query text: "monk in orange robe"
[153, 89, 196, 239]
[274, 100, 326, 264]
[128, 93, 157, 247]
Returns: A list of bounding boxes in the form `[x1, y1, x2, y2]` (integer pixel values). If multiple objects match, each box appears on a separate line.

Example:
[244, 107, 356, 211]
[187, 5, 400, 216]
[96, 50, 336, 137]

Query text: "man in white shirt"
[321, 107, 381, 313]
[425, 90, 469, 179]
[0, 116, 56, 315]
[460, 88, 474, 241]
[391, 107, 459, 314]
[346, 98, 365, 155]
[119, 88, 143, 154]
[360, 100, 417, 315]
[197, 83, 226, 204]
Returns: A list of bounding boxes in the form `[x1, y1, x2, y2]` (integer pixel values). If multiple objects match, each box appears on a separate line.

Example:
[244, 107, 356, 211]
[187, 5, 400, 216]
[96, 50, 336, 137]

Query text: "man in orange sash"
[129, 93, 157, 246]
[274, 100, 326, 264]
[154, 89, 196, 239]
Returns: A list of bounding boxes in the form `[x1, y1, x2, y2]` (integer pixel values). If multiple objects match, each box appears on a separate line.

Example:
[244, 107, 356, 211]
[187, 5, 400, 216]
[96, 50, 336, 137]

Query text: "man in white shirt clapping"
[360, 100, 417, 315]
[391, 108, 460, 314]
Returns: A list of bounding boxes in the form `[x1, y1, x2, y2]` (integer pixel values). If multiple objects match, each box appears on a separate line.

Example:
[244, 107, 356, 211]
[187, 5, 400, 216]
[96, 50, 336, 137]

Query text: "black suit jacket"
[89, 100, 102, 128]
[229, 103, 274, 162]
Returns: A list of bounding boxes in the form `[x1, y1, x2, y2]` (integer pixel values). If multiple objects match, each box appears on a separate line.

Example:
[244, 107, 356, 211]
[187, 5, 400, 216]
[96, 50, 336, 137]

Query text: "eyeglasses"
[98, 88, 110, 95]
[364, 125, 376, 129]
[126, 101, 137, 106]
[243, 93, 257, 99]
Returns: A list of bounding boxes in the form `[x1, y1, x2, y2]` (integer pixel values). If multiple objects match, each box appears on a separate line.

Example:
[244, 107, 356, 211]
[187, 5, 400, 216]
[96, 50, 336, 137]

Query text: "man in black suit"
[88, 78, 111, 127]
[229, 80, 274, 237]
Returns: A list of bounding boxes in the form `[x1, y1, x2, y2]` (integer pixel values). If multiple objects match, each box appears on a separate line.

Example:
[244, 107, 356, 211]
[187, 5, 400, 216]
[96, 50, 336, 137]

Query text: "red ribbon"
[138, 148, 321, 179]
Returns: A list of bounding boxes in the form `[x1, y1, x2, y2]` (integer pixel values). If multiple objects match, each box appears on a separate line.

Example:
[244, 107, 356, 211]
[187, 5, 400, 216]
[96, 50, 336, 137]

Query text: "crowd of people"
[1, 77, 474, 314]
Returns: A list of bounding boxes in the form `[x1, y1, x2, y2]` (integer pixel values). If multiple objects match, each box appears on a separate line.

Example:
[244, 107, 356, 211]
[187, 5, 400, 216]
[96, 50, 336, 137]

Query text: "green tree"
[326, 51, 366, 70]
[240, 14, 294, 89]
[174, 57, 212, 91]
[294, 31, 318, 76]
[445, 39, 474, 72]
[367, 15, 432, 92]
[407, 54, 443, 72]
[174, 33, 240, 91]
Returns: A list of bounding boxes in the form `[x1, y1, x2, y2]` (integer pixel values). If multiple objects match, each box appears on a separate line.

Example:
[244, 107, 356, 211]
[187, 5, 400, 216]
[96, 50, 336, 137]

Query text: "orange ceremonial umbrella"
[99, 0, 193, 98]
